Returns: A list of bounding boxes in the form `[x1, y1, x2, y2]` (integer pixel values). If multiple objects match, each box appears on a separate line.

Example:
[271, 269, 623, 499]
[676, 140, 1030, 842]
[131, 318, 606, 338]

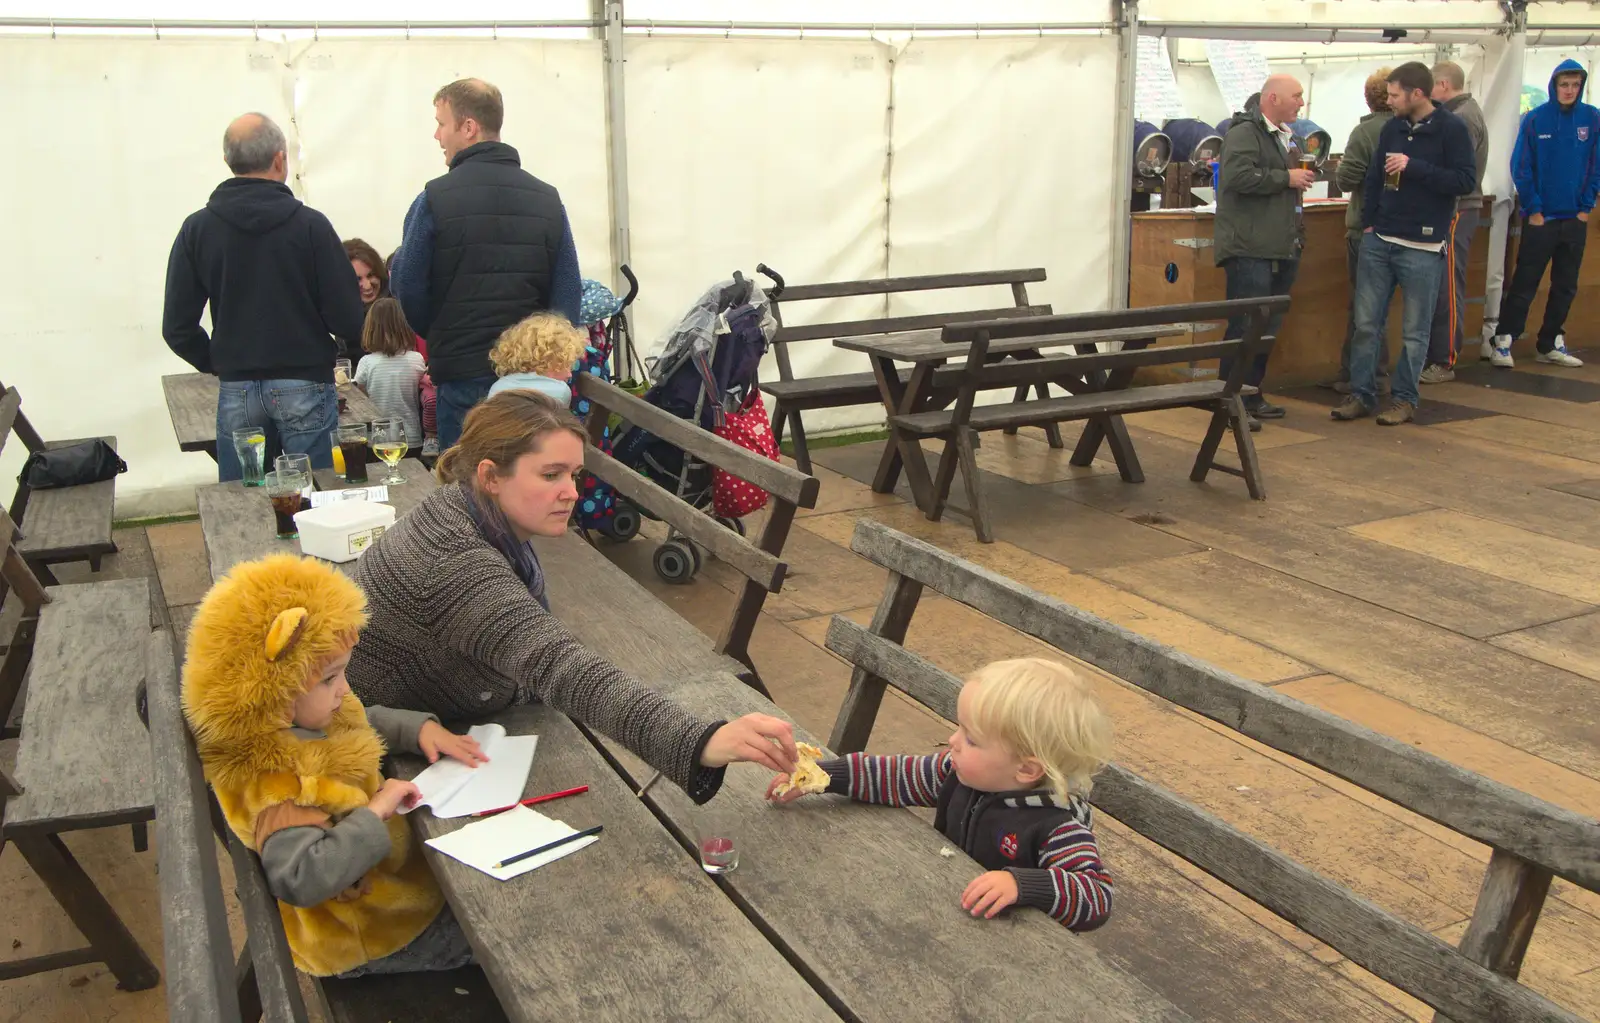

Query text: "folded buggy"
[607, 269, 779, 584]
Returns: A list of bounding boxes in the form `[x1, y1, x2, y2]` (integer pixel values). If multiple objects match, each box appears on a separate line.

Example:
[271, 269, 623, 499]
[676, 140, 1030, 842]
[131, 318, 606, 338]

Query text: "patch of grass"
[779, 428, 887, 460]
[114, 513, 199, 529]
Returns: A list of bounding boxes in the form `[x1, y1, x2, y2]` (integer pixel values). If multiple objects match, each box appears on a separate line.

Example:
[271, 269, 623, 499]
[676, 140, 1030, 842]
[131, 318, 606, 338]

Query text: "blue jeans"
[216, 379, 338, 483]
[1350, 233, 1446, 409]
[1218, 256, 1299, 405]
[435, 376, 497, 451]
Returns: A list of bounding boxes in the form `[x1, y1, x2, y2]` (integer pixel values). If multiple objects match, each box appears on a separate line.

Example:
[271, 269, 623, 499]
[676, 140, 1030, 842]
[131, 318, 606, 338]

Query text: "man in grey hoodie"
[1420, 61, 1490, 383]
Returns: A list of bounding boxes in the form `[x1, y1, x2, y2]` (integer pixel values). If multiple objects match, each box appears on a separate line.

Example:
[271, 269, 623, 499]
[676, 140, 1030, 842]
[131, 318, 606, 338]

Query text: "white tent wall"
[290, 39, 612, 278]
[622, 36, 893, 389]
[0, 37, 295, 517]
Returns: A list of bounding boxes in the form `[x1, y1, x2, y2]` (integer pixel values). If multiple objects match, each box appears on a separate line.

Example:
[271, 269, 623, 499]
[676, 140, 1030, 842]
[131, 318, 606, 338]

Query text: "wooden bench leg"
[926, 436, 962, 524]
[828, 571, 924, 753]
[781, 406, 814, 476]
[1037, 385, 1064, 449]
[1089, 414, 1145, 484]
[11, 832, 160, 991]
[1431, 850, 1551, 1023]
[1003, 385, 1029, 436]
[956, 429, 995, 543]
[28, 560, 60, 587]
[1228, 396, 1267, 500]
[236, 942, 265, 1023]
[1189, 405, 1232, 485]
[131, 821, 148, 853]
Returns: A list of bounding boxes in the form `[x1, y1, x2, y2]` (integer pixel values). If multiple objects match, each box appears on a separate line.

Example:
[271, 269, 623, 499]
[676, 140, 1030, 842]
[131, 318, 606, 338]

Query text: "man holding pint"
[1334, 63, 1477, 426]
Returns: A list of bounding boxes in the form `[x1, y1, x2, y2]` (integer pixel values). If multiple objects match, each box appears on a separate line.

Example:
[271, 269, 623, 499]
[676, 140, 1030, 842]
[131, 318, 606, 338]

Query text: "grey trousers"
[1426, 207, 1480, 368]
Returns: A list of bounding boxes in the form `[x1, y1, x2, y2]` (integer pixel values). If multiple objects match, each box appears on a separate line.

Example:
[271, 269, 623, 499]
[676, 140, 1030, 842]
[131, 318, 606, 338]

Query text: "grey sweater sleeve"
[365, 705, 438, 755]
[428, 548, 726, 803]
[259, 808, 393, 908]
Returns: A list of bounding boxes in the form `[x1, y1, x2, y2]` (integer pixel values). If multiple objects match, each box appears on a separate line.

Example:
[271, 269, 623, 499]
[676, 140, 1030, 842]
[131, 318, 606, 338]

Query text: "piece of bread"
[775, 742, 830, 796]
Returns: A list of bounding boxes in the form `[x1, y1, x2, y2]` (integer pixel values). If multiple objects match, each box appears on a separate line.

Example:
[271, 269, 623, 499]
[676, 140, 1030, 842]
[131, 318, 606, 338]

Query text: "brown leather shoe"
[1330, 396, 1371, 421]
[1376, 401, 1416, 426]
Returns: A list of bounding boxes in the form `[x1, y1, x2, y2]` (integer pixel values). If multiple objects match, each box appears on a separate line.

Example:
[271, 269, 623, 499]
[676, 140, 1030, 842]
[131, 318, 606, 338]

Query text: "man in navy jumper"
[1486, 60, 1600, 370]
[388, 79, 584, 449]
[1334, 63, 1477, 426]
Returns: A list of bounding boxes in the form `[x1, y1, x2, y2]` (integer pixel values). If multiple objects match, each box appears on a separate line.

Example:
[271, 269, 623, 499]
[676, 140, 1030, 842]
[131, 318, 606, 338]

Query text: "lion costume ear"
[265, 607, 310, 662]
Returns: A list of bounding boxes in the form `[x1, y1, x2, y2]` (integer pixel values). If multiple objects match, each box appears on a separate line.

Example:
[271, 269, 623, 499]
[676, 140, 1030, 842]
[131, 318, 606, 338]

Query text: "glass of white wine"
[369, 418, 409, 486]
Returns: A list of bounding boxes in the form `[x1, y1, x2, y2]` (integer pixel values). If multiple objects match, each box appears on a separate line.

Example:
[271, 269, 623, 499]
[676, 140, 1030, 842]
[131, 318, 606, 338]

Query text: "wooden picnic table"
[161, 372, 382, 458]
[196, 458, 434, 580]
[188, 477, 1191, 1020]
[833, 322, 1199, 512]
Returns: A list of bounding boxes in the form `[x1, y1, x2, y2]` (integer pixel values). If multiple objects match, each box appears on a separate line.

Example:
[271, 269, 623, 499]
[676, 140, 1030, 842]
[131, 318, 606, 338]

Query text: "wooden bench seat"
[825, 519, 1600, 1023]
[1, 522, 159, 993]
[892, 380, 1228, 435]
[758, 268, 1050, 472]
[1, 382, 119, 585]
[759, 367, 910, 408]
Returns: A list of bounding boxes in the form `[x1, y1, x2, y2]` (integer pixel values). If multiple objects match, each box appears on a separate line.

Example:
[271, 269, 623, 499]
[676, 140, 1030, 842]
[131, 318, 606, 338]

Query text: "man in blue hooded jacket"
[1487, 60, 1600, 369]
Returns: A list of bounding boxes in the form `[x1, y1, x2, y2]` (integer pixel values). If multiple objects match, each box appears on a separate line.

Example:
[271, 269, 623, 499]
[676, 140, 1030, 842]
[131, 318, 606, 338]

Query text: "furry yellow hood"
[183, 554, 370, 789]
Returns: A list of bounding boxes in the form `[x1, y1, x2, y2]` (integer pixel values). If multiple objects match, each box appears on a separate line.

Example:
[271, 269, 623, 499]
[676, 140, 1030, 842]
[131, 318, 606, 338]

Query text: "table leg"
[871, 359, 940, 514]
[12, 832, 160, 991]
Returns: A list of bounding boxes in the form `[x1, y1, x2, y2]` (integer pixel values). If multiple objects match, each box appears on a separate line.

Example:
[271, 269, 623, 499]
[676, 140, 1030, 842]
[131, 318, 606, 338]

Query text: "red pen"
[471, 785, 589, 818]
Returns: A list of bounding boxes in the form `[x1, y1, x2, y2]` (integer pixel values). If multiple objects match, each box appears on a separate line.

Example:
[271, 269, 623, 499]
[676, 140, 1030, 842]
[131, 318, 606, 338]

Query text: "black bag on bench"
[18, 439, 126, 489]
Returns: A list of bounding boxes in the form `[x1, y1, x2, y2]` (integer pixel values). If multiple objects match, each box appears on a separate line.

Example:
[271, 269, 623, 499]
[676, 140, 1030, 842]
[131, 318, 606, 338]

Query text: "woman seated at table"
[344, 390, 796, 800]
[343, 238, 389, 370]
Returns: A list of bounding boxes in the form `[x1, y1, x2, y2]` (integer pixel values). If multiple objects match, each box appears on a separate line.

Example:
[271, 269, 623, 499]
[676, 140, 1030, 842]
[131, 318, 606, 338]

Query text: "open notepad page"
[425, 805, 600, 881]
[399, 723, 539, 819]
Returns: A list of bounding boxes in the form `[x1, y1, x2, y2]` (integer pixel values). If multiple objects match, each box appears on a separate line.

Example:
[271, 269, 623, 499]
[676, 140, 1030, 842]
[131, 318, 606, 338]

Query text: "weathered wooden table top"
[162, 372, 382, 454]
[391, 704, 837, 1023]
[832, 321, 1207, 361]
[539, 532, 1194, 1022]
[197, 460, 434, 581]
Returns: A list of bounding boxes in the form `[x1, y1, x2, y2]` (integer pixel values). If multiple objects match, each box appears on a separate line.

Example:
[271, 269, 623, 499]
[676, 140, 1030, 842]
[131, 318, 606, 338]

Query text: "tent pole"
[1481, 3, 1527, 340]
[600, 0, 633, 300]
[1110, 0, 1139, 311]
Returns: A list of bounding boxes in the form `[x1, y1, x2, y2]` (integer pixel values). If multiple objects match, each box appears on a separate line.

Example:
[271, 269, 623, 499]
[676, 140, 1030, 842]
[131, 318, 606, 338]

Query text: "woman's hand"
[368, 779, 422, 820]
[418, 720, 489, 766]
[700, 714, 798, 774]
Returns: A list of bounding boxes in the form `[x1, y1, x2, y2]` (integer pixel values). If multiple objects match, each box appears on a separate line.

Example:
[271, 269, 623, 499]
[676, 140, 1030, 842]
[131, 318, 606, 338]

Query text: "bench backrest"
[573, 374, 820, 679]
[824, 519, 1598, 1023]
[0, 382, 50, 530]
[142, 626, 311, 1023]
[765, 269, 1051, 381]
[0, 506, 49, 728]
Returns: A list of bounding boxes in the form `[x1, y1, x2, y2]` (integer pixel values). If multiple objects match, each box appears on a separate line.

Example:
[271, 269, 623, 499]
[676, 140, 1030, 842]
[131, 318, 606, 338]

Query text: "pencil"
[493, 825, 604, 869]
[472, 785, 590, 818]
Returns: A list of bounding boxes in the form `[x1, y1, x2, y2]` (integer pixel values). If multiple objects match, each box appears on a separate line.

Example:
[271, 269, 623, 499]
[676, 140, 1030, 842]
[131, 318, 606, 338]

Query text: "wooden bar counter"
[1129, 198, 1600, 386]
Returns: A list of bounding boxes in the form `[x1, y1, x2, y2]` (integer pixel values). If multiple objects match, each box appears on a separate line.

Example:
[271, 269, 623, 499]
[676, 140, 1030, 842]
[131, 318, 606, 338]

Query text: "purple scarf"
[458, 483, 550, 612]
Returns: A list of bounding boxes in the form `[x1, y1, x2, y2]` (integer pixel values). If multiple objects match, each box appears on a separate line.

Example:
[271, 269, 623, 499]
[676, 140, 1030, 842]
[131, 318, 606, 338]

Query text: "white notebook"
[425, 805, 599, 881]
[400, 723, 538, 819]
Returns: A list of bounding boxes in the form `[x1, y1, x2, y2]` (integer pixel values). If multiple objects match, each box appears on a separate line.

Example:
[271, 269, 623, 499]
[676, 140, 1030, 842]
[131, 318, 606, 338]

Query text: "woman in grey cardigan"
[345, 390, 797, 803]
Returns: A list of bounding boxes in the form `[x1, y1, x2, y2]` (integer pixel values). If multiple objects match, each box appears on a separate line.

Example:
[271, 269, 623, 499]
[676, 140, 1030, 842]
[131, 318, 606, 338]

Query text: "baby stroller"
[570, 267, 644, 541]
[608, 269, 777, 584]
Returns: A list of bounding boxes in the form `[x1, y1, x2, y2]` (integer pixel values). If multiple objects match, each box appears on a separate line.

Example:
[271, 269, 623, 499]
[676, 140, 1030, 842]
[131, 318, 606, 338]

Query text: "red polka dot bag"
[712, 390, 780, 520]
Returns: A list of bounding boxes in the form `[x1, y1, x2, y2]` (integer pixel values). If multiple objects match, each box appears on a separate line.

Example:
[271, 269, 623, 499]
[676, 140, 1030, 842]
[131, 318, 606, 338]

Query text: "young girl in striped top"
[767, 657, 1115, 931]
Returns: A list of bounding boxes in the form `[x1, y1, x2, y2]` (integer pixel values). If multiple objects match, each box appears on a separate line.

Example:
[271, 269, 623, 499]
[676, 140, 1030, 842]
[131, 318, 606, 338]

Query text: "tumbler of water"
[695, 813, 739, 875]
[232, 427, 268, 487]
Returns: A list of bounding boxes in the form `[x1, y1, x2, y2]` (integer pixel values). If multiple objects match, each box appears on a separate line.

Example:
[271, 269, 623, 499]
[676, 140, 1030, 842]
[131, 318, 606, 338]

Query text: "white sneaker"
[1489, 336, 1515, 368]
[1480, 337, 1496, 361]
[1536, 335, 1584, 367]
